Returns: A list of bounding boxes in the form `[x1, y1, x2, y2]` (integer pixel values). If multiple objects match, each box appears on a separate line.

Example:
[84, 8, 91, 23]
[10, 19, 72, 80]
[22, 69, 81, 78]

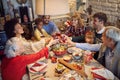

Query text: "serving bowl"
[52, 44, 67, 56]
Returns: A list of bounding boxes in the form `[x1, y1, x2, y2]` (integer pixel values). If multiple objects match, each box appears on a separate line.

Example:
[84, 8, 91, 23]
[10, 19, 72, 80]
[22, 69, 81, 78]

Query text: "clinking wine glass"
[44, 52, 49, 63]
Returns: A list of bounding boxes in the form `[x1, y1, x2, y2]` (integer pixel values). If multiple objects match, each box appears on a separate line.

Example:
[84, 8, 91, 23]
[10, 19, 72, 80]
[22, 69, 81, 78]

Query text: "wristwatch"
[16, 0, 27, 5]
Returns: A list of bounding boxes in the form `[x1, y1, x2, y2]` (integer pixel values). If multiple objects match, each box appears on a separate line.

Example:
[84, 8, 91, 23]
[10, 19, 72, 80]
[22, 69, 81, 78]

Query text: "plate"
[67, 47, 83, 54]
[29, 62, 47, 73]
[59, 70, 82, 80]
[91, 68, 114, 79]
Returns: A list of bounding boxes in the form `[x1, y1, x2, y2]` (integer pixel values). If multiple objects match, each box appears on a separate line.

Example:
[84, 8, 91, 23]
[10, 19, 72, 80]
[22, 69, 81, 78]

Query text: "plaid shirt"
[65, 26, 85, 37]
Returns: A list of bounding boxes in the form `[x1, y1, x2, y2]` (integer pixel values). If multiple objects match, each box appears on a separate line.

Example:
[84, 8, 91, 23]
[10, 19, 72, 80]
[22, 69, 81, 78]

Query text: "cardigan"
[34, 28, 50, 41]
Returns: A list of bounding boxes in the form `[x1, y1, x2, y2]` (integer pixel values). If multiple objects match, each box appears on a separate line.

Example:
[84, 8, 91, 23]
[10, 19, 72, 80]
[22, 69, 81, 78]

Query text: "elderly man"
[42, 15, 60, 35]
[67, 26, 120, 78]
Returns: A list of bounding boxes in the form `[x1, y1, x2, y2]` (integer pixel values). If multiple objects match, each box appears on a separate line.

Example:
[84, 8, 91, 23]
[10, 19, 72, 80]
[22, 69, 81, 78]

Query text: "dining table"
[27, 47, 119, 80]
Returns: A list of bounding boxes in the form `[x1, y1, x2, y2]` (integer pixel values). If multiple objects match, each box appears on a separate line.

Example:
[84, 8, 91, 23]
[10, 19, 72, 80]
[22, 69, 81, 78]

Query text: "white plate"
[59, 70, 82, 80]
[29, 62, 47, 73]
[91, 68, 114, 79]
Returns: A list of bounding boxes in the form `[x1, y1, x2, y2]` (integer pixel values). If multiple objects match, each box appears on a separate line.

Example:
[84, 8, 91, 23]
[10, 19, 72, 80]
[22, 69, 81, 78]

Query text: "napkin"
[91, 68, 114, 80]
[30, 62, 47, 72]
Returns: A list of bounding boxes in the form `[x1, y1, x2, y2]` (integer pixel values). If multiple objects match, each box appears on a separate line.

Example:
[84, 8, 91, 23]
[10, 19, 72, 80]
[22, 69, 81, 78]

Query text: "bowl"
[73, 52, 82, 60]
[55, 64, 65, 74]
[63, 55, 72, 62]
[53, 50, 67, 56]
[52, 44, 67, 56]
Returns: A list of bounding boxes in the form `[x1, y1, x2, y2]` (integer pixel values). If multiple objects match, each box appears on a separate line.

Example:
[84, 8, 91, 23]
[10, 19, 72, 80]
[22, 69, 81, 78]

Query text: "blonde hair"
[71, 12, 84, 28]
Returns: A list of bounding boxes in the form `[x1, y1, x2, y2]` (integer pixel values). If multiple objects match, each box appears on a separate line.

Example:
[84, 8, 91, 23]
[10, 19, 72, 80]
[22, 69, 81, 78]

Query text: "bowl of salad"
[52, 44, 67, 56]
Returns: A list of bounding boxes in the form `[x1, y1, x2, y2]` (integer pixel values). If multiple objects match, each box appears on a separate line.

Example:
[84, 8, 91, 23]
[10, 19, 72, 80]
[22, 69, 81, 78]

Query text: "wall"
[88, 0, 120, 24]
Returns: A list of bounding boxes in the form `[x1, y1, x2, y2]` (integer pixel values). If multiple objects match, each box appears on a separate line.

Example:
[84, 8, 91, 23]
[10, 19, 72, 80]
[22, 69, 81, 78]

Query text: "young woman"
[65, 15, 85, 37]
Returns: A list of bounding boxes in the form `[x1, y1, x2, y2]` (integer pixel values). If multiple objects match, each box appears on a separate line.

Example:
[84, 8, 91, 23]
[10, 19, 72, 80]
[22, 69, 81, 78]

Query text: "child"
[85, 31, 95, 44]
[66, 31, 97, 52]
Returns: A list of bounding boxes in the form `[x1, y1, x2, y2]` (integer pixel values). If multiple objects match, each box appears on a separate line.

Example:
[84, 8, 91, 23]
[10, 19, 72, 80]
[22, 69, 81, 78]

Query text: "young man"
[42, 15, 60, 35]
[93, 12, 107, 42]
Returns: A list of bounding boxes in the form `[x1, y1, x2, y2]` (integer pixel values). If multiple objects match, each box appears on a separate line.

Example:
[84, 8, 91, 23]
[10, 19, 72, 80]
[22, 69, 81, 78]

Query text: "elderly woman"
[1, 18, 57, 80]
[67, 26, 120, 78]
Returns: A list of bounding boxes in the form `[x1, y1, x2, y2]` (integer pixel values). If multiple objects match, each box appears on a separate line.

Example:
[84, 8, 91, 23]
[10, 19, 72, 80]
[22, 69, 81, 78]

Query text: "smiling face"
[93, 17, 102, 29]
[43, 15, 50, 24]
[37, 21, 43, 30]
[85, 31, 95, 44]
[14, 23, 24, 36]
[71, 18, 78, 26]
[85, 37, 94, 44]
[101, 30, 113, 48]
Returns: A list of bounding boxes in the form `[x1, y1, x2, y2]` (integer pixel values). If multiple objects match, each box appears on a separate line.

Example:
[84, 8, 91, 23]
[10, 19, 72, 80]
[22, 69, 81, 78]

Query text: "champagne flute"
[44, 52, 49, 63]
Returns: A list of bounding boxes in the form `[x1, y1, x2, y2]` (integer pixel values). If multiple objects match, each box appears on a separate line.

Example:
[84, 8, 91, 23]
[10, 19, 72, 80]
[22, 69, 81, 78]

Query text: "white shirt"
[97, 27, 105, 34]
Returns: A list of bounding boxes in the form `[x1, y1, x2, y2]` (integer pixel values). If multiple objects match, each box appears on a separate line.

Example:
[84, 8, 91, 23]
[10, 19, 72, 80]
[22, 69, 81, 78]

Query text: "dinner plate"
[59, 70, 82, 80]
[29, 61, 47, 74]
[91, 68, 114, 80]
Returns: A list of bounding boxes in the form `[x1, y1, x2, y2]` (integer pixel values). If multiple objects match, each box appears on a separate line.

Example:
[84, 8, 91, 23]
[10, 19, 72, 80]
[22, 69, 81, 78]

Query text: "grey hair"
[105, 26, 120, 42]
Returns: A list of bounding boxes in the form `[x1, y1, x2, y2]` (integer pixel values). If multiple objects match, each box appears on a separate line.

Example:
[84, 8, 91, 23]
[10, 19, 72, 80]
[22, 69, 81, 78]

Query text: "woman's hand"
[45, 37, 52, 44]
[63, 35, 76, 47]
[46, 38, 59, 48]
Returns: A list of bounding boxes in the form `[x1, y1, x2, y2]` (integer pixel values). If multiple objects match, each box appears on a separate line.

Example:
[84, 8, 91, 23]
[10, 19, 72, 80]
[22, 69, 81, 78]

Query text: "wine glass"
[44, 52, 49, 63]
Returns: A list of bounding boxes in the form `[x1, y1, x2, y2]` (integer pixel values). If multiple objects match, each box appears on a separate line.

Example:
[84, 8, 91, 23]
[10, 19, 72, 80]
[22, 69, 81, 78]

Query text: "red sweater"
[1, 47, 48, 80]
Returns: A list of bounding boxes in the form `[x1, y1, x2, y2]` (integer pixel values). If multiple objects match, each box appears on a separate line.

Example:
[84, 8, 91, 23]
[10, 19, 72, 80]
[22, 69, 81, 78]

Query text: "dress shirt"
[76, 43, 102, 51]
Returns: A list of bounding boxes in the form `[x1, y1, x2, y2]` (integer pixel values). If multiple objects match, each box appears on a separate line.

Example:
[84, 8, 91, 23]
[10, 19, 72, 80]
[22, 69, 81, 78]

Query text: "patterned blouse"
[65, 26, 85, 37]
[4, 36, 46, 58]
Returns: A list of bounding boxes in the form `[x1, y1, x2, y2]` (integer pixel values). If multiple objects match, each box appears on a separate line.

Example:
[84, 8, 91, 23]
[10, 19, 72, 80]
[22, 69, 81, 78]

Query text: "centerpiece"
[52, 33, 67, 56]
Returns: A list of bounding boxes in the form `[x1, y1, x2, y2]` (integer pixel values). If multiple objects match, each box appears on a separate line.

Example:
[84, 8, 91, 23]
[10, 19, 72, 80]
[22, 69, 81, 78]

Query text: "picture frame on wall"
[0, 17, 5, 30]
[5, 15, 11, 21]
[16, 0, 27, 5]
[0, 17, 5, 26]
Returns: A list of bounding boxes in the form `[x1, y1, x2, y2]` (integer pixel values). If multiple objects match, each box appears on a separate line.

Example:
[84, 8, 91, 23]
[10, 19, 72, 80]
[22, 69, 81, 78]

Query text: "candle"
[28, 7, 33, 21]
